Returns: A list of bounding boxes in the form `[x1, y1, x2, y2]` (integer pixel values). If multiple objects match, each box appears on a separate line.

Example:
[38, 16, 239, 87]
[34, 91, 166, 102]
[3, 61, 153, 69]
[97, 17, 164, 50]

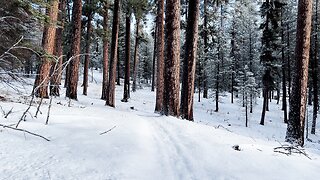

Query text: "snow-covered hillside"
[1, 72, 320, 180]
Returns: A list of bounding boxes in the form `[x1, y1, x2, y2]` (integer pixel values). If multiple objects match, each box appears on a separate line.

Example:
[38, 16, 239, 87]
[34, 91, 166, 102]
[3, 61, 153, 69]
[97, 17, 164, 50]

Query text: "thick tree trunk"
[311, 0, 318, 134]
[50, 0, 66, 97]
[286, 0, 313, 146]
[106, 0, 120, 107]
[83, 0, 93, 96]
[132, 19, 140, 92]
[122, 14, 131, 102]
[101, 2, 109, 100]
[163, 0, 181, 117]
[66, 0, 82, 100]
[155, 0, 165, 112]
[180, 0, 200, 121]
[34, 0, 59, 98]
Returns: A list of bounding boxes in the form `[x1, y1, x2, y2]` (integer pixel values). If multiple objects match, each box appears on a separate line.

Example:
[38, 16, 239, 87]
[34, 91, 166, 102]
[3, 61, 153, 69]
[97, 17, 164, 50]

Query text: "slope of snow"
[0, 72, 320, 180]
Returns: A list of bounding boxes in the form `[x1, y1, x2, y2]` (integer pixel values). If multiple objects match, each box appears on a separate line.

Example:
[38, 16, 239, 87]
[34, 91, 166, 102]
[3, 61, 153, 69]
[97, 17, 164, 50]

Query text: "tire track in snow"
[149, 118, 196, 180]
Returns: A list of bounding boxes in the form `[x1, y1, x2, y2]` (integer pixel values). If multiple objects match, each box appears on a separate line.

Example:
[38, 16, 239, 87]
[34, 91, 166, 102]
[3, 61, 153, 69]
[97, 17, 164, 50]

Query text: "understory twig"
[0, 123, 50, 141]
[100, 126, 116, 135]
[274, 144, 311, 160]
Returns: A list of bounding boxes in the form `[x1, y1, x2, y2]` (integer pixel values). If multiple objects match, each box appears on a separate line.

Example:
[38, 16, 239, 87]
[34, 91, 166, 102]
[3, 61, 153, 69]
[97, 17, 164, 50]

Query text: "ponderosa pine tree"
[163, 0, 180, 116]
[50, 0, 66, 96]
[132, 0, 148, 92]
[180, 0, 200, 121]
[101, 0, 109, 100]
[106, 0, 121, 107]
[66, 0, 82, 100]
[82, 0, 94, 96]
[286, 0, 313, 146]
[34, 0, 59, 98]
[155, 0, 165, 112]
[122, 1, 131, 102]
[311, 0, 318, 134]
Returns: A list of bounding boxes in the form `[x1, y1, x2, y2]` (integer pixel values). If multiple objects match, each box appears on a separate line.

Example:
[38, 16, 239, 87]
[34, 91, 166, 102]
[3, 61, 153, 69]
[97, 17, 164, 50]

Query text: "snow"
[1, 72, 320, 180]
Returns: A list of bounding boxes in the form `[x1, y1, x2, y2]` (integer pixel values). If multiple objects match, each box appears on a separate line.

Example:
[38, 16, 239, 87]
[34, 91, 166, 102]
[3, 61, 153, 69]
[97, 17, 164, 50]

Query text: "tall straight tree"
[66, 0, 82, 100]
[50, 0, 66, 96]
[131, 0, 148, 92]
[83, 0, 94, 96]
[180, 0, 200, 121]
[122, 5, 131, 102]
[163, 0, 181, 116]
[286, 0, 313, 146]
[101, 0, 109, 100]
[106, 0, 121, 107]
[151, 20, 157, 92]
[132, 18, 140, 92]
[202, 0, 208, 99]
[155, 0, 165, 112]
[34, 0, 59, 98]
[311, 0, 318, 134]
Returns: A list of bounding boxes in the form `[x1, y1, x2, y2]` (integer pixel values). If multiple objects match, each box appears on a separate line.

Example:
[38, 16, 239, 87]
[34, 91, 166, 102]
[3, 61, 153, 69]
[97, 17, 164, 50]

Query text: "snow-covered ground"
[1, 71, 320, 180]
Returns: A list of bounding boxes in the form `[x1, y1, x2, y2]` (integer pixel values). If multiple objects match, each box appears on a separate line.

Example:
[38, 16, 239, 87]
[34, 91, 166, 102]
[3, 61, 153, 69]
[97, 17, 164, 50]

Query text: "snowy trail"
[1, 77, 320, 179]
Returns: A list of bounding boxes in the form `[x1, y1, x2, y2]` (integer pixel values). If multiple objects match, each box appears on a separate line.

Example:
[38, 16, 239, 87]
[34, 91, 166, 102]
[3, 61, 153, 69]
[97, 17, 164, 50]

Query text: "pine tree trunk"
[132, 18, 140, 92]
[286, 0, 313, 146]
[50, 0, 66, 97]
[117, 48, 121, 85]
[202, 0, 208, 99]
[260, 88, 268, 125]
[180, 0, 200, 121]
[106, 0, 120, 107]
[155, 0, 165, 112]
[163, 0, 181, 117]
[287, 24, 292, 99]
[215, 63, 219, 112]
[34, 0, 59, 98]
[101, 1, 109, 100]
[281, 13, 288, 123]
[151, 21, 157, 92]
[197, 58, 201, 102]
[311, 0, 318, 134]
[83, 0, 93, 96]
[122, 14, 131, 102]
[66, 0, 82, 100]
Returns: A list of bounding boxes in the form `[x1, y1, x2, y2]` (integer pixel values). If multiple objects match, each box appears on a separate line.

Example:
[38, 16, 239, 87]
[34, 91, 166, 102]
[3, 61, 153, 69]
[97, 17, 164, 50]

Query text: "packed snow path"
[1, 79, 320, 179]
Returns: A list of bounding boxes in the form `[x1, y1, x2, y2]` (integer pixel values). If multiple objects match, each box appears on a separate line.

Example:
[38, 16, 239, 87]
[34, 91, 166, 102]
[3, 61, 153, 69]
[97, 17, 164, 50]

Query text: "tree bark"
[101, 1, 109, 100]
[34, 0, 59, 98]
[163, 0, 181, 117]
[106, 0, 121, 107]
[132, 18, 140, 92]
[155, 0, 165, 112]
[286, 0, 313, 146]
[122, 13, 131, 102]
[311, 0, 318, 134]
[50, 0, 66, 96]
[281, 10, 288, 123]
[180, 0, 200, 121]
[202, 0, 208, 99]
[151, 20, 157, 92]
[83, 0, 93, 96]
[66, 0, 82, 100]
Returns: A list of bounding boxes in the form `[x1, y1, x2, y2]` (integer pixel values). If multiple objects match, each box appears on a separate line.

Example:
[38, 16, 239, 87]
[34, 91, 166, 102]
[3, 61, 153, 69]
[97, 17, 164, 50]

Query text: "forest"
[1, 0, 320, 179]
